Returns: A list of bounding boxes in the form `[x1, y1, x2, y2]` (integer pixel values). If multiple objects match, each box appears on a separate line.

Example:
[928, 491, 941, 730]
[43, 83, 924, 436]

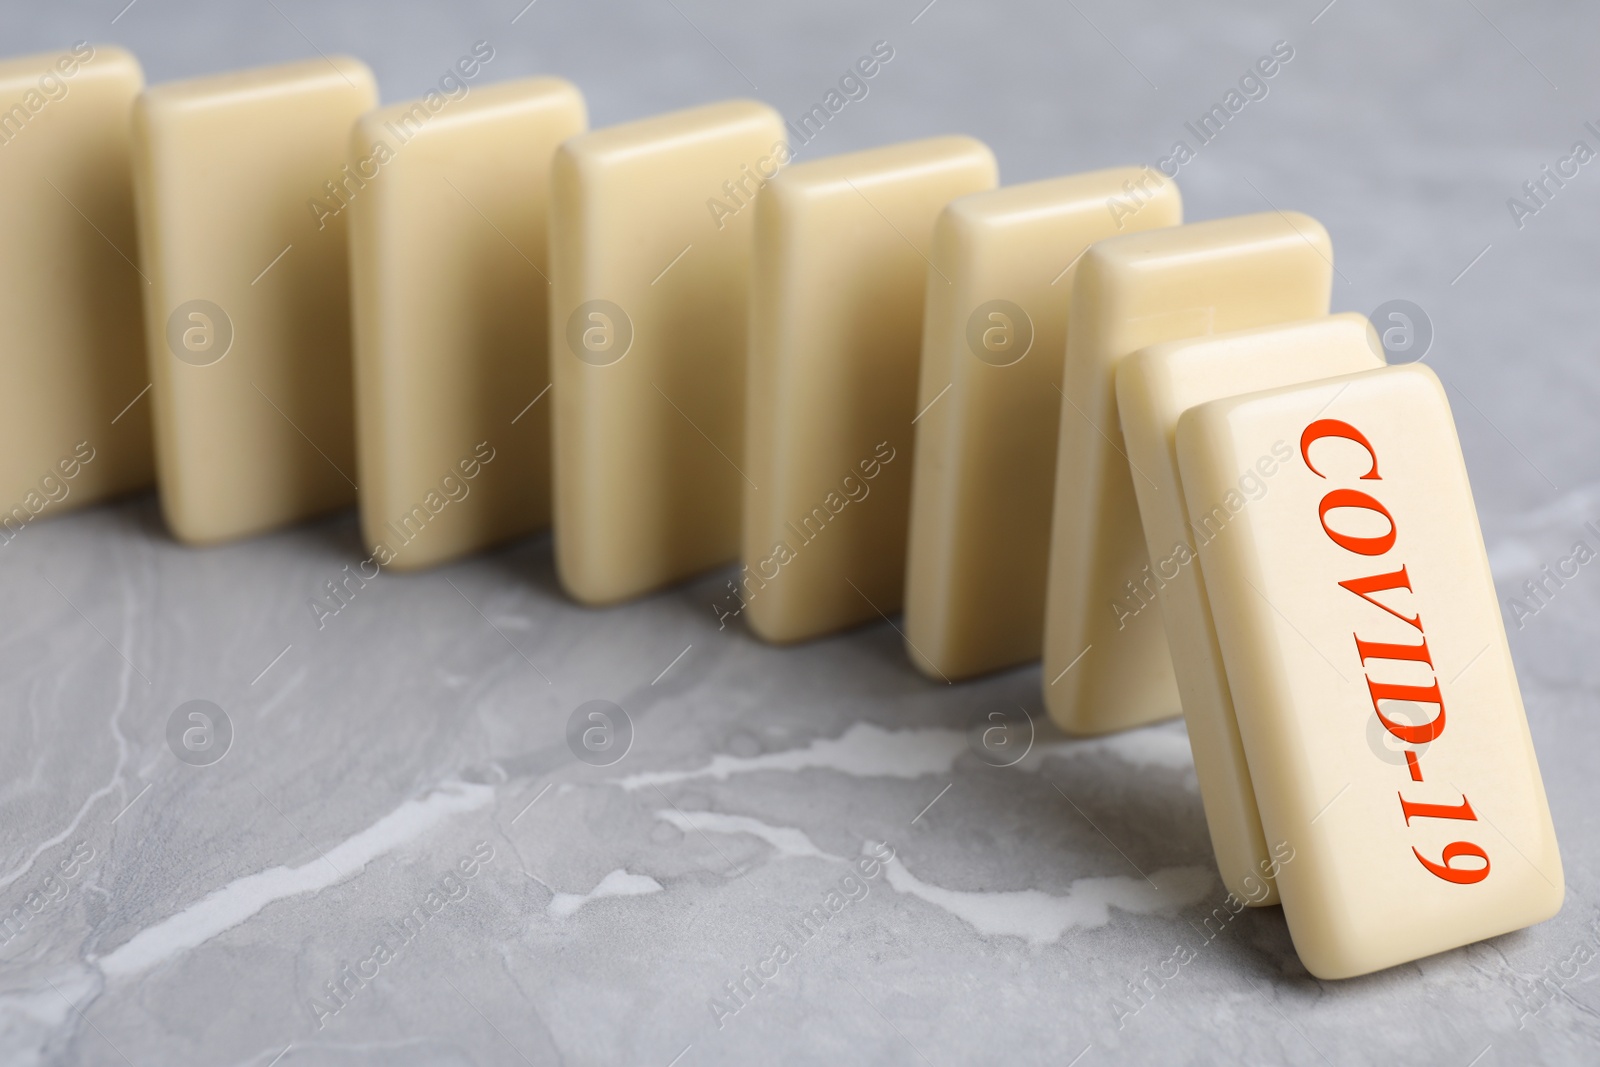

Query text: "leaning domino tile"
[902, 166, 1180, 680]
[1176, 363, 1561, 978]
[132, 57, 377, 543]
[1042, 211, 1333, 735]
[1115, 313, 1384, 905]
[550, 100, 787, 605]
[740, 136, 997, 644]
[350, 77, 586, 571]
[0, 45, 151, 531]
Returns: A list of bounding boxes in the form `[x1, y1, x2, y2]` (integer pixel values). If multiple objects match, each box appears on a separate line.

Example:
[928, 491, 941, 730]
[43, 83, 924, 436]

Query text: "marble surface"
[3, 1, 1600, 1064]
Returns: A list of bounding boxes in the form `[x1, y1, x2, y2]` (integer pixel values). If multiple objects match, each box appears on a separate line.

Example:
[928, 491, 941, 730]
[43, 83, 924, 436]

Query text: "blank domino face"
[551, 100, 786, 605]
[132, 58, 377, 544]
[1042, 211, 1333, 735]
[1115, 314, 1384, 906]
[903, 167, 1180, 680]
[0, 45, 150, 529]
[741, 136, 997, 643]
[350, 78, 586, 571]
[1177, 364, 1562, 978]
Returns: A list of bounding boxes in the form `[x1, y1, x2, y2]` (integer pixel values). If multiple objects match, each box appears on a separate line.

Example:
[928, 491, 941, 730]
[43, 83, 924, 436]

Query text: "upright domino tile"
[1177, 363, 1562, 978]
[0, 45, 150, 530]
[740, 136, 997, 643]
[902, 167, 1181, 680]
[550, 100, 787, 605]
[350, 77, 586, 571]
[1042, 211, 1333, 735]
[1115, 314, 1384, 904]
[132, 58, 378, 544]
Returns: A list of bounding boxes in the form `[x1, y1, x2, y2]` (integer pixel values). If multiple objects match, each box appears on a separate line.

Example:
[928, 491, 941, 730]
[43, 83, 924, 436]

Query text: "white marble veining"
[878, 856, 1214, 946]
[96, 781, 495, 980]
[617, 723, 969, 791]
[547, 870, 663, 921]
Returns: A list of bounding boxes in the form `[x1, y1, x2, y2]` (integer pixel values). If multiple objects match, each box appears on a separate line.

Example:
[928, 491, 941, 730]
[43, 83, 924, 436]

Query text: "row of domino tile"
[0, 45, 1562, 980]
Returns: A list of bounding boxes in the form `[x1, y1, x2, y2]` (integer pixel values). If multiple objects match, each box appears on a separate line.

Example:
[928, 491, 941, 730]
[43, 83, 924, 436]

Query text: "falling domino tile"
[1115, 313, 1385, 905]
[1042, 211, 1334, 735]
[1176, 363, 1562, 978]
[132, 57, 378, 544]
[0, 45, 151, 527]
[739, 136, 997, 643]
[349, 77, 586, 570]
[550, 100, 787, 605]
[902, 167, 1181, 681]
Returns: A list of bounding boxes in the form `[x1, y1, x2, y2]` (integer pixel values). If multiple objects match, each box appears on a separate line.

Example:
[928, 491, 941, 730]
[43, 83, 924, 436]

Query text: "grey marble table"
[3, 1, 1598, 1064]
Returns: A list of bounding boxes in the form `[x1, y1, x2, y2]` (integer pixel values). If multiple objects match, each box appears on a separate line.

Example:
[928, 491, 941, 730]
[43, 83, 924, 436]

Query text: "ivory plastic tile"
[1114, 313, 1384, 904]
[740, 136, 997, 643]
[550, 100, 786, 605]
[350, 77, 586, 570]
[902, 167, 1180, 680]
[1042, 211, 1333, 734]
[132, 57, 377, 544]
[0, 45, 150, 532]
[1176, 363, 1562, 978]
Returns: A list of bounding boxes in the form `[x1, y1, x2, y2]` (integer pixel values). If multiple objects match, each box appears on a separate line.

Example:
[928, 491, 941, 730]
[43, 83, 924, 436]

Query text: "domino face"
[0, 46, 150, 528]
[902, 167, 1181, 680]
[132, 58, 378, 544]
[1043, 211, 1333, 735]
[1177, 364, 1562, 978]
[741, 136, 997, 644]
[1115, 314, 1384, 906]
[349, 78, 586, 571]
[550, 100, 786, 605]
